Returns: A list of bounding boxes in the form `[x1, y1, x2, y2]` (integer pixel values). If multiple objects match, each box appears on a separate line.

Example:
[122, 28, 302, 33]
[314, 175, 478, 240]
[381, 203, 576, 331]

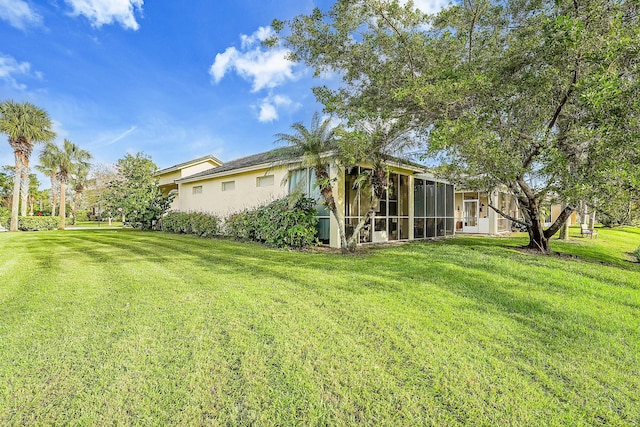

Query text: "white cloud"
[0, 0, 42, 30]
[257, 94, 297, 123]
[210, 26, 297, 93]
[0, 54, 33, 89]
[400, 0, 451, 15]
[65, 0, 143, 30]
[240, 26, 274, 49]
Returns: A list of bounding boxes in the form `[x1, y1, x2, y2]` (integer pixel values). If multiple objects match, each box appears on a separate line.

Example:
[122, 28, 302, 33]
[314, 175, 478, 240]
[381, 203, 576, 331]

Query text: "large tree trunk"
[9, 162, 22, 231]
[73, 190, 81, 225]
[516, 178, 573, 254]
[559, 202, 569, 240]
[59, 181, 66, 230]
[524, 203, 550, 253]
[9, 153, 23, 232]
[20, 166, 29, 217]
[50, 173, 58, 216]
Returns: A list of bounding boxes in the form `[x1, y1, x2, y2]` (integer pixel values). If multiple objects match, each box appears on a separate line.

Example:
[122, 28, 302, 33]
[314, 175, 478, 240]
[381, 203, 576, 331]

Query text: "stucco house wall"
[177, 166, 289, 217]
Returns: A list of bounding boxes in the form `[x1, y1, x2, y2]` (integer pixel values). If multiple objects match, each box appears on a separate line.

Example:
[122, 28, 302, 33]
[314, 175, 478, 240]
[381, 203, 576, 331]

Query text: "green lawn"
[70, 220, 124, 229]
[0, 228, 638, 426]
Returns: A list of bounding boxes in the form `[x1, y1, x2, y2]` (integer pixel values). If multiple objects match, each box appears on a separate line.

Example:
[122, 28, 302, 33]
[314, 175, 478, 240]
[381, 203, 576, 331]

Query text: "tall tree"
[85, 163, 117, 223]
[337, 119, 418, 250]
[275, 113, 352, 251]
[71, 161, 91, 224]
[37, 142, 61, 216]
[103, 153, 172, 230]
[45, 140, 92, 230]
[277, 0, 640, 253]
[0, 100, 56, 231]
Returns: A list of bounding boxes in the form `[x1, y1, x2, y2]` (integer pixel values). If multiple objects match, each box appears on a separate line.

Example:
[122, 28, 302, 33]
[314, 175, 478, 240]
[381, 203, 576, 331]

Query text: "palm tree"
[71, 162, 91, 224]
[37, 142, 61, 216]
[0, 100, 56, 231]
[47, 139, 92, 230]
[275, 113, 352, 251]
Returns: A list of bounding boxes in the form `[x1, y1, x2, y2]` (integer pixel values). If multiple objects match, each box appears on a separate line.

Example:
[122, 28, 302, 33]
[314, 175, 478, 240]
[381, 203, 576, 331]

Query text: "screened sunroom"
[343, 168, 455, 244]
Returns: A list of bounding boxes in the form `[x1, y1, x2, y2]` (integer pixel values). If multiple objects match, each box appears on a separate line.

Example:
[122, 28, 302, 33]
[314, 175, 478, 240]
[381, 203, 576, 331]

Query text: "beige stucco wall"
[158, 170, 182, 187]
[177, 166, 289, 217]
[181, 161, 219, 177]
[157, 160, 220, 186]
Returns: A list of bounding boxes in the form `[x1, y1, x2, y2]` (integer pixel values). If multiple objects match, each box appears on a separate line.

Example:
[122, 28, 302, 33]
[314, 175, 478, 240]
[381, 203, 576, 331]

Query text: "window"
[192, 185, 203, 195]
[414, 179, 455, 239]
[221, 181, 235, 191]
[257, 175, 274, 187]
[289, 168, 331, 244]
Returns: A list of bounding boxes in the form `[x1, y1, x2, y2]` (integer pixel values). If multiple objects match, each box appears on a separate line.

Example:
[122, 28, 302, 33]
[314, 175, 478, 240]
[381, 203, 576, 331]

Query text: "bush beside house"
[162, 195, 318, 249]
[160, 211, 221, 237]
[224, 195, 318, 248]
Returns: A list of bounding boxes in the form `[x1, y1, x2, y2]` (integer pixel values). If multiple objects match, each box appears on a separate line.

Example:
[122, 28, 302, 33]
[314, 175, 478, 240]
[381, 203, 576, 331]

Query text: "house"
[156, 155, 223, 211]
[454, 190, 520, 234]
[156, 149, 457, 248]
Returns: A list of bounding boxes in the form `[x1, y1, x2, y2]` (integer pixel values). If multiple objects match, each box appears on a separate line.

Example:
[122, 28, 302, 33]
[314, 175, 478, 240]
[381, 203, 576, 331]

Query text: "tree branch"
[544, 204, 575, 239]
[487, 203, 531, 227]
[377, 7, 416, 78]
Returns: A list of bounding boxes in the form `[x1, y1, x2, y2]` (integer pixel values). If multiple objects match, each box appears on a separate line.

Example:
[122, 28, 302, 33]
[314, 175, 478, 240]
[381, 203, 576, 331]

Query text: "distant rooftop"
[155, 154, 223, 176]
[176, 148, 293, 182]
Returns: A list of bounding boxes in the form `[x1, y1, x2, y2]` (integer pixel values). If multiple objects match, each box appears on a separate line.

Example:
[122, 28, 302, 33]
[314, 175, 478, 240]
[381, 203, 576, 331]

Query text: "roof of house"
[175, 148, 293, 183]
[175, 147, 428, 183]
[155, 154, 223, 176]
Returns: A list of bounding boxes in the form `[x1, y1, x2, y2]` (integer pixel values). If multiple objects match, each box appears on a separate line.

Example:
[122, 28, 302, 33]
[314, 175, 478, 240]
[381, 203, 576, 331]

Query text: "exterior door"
[463, 200, 479, 233]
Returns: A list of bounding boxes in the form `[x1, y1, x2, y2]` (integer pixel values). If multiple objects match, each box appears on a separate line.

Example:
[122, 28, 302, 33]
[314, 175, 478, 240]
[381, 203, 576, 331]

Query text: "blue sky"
[1, 0, 448, 177]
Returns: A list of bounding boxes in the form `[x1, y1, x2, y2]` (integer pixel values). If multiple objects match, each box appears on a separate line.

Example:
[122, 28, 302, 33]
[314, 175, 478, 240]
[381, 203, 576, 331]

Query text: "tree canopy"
[0, 100, 56, 231]
[276, 0, 640, 252]
[103, 153, 173, 230]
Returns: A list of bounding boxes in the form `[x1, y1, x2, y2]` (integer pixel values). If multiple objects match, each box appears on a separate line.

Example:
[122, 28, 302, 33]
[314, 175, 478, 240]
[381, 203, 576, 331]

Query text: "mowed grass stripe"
[0, 228, 638, 425]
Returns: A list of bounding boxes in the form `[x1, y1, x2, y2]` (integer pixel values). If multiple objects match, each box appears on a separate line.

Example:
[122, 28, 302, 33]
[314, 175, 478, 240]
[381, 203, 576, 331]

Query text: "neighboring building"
[156, 155, 223, 211]
[157, 149, 458, 248]
[545, 203, 579, 227]
[454, 190, 520, 234]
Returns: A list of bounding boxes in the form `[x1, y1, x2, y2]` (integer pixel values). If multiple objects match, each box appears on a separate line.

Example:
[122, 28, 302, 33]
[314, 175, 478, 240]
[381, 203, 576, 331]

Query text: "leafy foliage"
[0, 172, 11, 208]
[102, 153, 173, 230]
[278, 0, 640, 253]
[1, 215, 61, 231]
[224, 195, 318, 248]
[0, 100, 56, 231]
[161, 211, 221, 237]
[633, 247, 640, 263]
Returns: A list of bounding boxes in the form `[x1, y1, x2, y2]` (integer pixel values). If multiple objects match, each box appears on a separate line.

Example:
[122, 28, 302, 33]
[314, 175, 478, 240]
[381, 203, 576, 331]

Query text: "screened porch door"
[463, 200, 479, 233]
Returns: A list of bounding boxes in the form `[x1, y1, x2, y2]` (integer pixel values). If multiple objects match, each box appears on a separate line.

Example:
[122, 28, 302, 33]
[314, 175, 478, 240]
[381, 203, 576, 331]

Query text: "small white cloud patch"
[0, 53, 33, 89]
[399, 0, 451, 15]
[65, 0, 144, 30]
[210, 26, 297, 93]
[0, 0, 42, 30]
[257, 94, 297, 123]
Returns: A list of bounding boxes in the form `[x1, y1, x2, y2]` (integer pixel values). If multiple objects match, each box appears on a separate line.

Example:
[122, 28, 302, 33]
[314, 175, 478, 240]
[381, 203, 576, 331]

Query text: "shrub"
[633, 247, 640, 263]
[224, 210, 258, 241]
[161, 211, 220, 238]
[224, 195, 318, 248]
[0, 216, 60, 231]
[0, 207, 8, 229]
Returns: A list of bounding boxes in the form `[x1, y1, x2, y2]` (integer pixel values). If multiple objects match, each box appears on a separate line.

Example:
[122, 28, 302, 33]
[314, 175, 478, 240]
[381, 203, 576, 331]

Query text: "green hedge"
[1, 216, 61, 231]
[161, 211, 221, 238]
[224, 195, 318, 248]
[633, 246, 640, 263]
